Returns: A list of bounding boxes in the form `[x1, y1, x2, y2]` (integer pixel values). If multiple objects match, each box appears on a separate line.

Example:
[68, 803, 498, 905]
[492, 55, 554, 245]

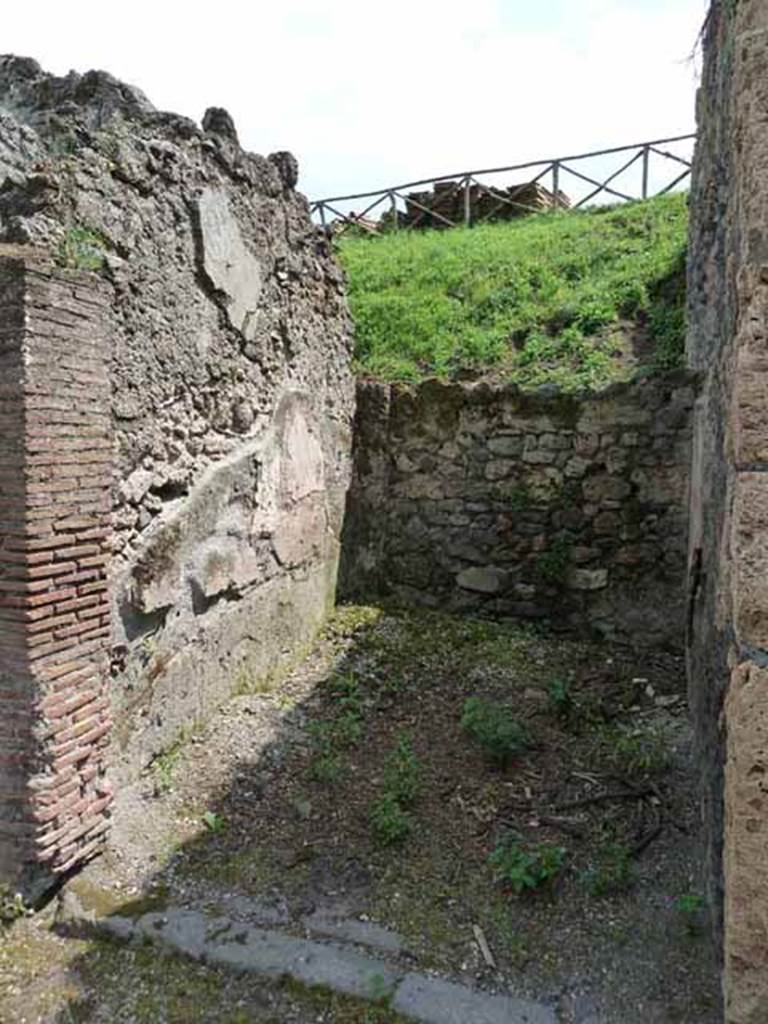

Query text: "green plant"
[308, 721, 345, 783]
[152, 742, 183, 795]
[382, 733, 422, 805]
[580, 841, 635, 896]
[535, 537, 571, 585]
[56, 225, 107, 271]
[547, 678, 574, 719]
[673, 892, 706, 934]
[201, 811, 225, 834]
[370, 734, 422, 846]
[460, 697, 530, 767]
[371, 793, 412, 845]
[601, 722, 672, 777]
[338, 192, 688, 390]
[489, 834, 566, 894]
[0, 885, 28, 924]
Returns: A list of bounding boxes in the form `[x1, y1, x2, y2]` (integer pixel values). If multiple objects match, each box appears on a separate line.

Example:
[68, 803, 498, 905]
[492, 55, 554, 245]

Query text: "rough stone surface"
[97, 906, 557, 1024]
[341, 376, 695, 647]
[686, 2, 768, 1018]
[0, 56, 354, 802]
[393, 973, 556, 1024]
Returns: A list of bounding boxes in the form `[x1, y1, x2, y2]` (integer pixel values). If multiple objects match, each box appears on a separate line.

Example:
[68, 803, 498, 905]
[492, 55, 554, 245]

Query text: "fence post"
[552, 161, 560, 206]
[318, 203, 327, 231]
[390, 192, 399, 231]
[463, 177, 472, 227]
[641, 146, 650, 200]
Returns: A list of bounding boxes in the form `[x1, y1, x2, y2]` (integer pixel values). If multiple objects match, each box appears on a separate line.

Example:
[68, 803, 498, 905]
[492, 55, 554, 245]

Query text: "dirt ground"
[0, 605, 721, 1023]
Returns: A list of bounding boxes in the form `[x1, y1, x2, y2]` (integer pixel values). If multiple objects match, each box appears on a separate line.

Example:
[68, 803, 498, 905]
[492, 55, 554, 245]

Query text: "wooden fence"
[311, 133, 696, 235]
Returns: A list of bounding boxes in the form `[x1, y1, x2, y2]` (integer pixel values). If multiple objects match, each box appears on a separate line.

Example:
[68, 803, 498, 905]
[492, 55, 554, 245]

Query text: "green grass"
[337, 193, 688, 389]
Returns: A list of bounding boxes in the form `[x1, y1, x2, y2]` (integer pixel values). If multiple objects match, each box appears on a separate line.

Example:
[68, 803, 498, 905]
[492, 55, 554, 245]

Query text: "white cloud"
[2, 0, 708, 202]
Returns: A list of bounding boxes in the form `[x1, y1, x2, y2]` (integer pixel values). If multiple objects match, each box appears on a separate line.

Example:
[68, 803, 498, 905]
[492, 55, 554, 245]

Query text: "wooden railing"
[311, 133, 696, 235]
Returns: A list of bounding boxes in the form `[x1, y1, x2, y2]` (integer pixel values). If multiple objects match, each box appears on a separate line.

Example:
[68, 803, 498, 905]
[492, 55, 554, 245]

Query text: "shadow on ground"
[0, 604, 721, 1024]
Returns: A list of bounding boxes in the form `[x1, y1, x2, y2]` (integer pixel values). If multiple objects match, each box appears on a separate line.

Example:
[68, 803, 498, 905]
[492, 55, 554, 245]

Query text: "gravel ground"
[0, 605, 722, 1023]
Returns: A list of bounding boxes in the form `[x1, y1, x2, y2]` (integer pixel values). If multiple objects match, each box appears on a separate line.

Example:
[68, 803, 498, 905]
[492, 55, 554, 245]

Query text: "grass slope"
[338, 193, 688, 390]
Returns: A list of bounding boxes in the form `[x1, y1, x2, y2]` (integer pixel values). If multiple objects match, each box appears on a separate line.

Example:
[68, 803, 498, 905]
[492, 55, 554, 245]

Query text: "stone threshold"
[62, 894, 556, 1024]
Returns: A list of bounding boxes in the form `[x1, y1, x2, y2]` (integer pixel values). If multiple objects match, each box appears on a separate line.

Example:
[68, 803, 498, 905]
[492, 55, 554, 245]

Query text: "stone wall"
[341, 375, 695, 647]
[0, 57, 354, 889]
[0, 250, 112, 896]
[686, 2, 768, 1019]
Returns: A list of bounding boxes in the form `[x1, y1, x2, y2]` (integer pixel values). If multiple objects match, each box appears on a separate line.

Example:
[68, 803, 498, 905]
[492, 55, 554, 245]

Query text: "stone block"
[487, 435, 523, 457]
[733, 472, 768, 649]
[724, 661, 768, 1024]
[582, 474, 632, 503]
[568, 568, 608, 590]
[456, 566, 508, 594]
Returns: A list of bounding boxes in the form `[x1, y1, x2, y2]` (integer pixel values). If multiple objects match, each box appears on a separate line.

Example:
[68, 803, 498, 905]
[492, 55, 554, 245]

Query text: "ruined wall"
[687, 2, 768, 1020]
[341, 375, 695, 647]
[0, 55, 354, 887]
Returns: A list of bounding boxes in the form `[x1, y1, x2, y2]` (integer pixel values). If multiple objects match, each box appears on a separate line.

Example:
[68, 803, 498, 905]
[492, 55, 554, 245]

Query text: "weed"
[232, 662, 275, 696]
[535, 537, 571, 585]
[201, 811, 225, 834]
[580, 841, 635, 896]
[56, 225, 107, 271]
[370, 733, 422, 846]
[601, 722, 672, 777]
[151, 743, 183, 795]
[382, 733, 422, 805]
[489, 834, 566, 894]
[461, 697, 530, 767]
[0, 885, 28, 924]
[673, 892, 706, 935]
[371, 793, 412, 845]
[547, 678, 574, 719]
[308, 722, 345, 783]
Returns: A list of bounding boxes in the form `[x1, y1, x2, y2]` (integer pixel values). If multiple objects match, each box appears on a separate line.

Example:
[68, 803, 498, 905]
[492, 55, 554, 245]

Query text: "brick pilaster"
[0, 248, 112, 895]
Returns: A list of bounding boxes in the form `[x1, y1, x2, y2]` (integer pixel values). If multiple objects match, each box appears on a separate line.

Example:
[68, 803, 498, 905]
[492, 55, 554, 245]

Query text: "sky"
[3, 0, 709, 207]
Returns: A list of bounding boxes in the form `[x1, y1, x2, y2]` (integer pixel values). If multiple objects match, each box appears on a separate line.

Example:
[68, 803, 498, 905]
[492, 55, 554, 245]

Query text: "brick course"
[0, 249, 112, 896]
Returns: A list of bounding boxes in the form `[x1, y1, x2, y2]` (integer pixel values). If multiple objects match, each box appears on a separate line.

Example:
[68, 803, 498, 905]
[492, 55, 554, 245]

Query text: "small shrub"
[382, 733, 422, 806]
[461, 697, 530, 766]
[308, 721, 345, 783]
[547, 678, 574, 720]
[370, 734, 422, 846]
[580, 842, 635, 896]
[489, 834, 566, 894]
[371, 793, 412, 845]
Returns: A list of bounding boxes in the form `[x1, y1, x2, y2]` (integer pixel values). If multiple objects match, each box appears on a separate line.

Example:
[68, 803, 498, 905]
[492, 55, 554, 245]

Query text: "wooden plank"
[649, 146, 693, 169]
[656, 167, 693, 196]
[393, 190, 457, 229]
[642, 146, 650, 200]
[573, 148, 644, 209]
[559, 163, 635, 203]
[403, 178, 463, 229]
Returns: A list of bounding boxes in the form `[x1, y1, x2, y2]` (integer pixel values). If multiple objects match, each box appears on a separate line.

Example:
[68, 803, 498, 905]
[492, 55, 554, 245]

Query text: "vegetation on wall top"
[338, 193, 688, 390]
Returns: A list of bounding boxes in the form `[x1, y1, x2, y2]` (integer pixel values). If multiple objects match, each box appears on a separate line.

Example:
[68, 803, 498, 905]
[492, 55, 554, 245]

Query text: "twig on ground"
[553, 787, 654, 811]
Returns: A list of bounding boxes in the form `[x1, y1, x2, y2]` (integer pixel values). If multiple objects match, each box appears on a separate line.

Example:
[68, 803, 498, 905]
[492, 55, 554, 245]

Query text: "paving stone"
[303, 911, 407, 954]
[393, 972, 557, 1024]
